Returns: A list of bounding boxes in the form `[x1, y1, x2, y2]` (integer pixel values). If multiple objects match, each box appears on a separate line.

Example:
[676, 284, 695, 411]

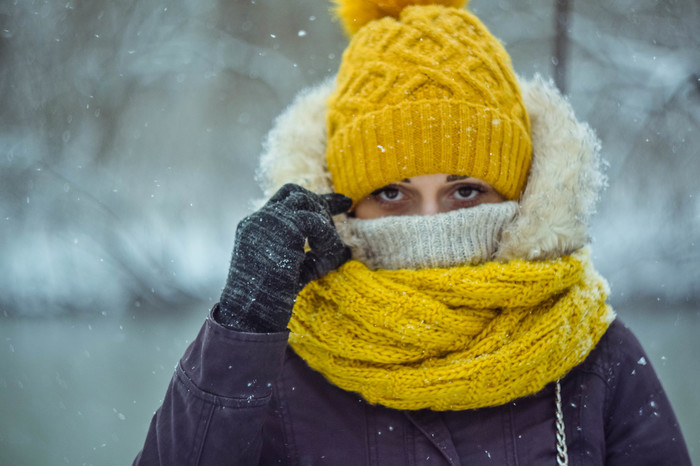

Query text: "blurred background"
[1, 0, 698, 464]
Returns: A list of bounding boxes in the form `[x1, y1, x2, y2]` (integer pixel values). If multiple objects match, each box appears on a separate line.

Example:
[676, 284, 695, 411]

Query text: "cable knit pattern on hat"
[326, 3, 532, 202]
[342, 201, 517, 269]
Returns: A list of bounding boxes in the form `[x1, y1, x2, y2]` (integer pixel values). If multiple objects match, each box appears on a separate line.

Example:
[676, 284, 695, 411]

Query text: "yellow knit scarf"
[288, 249, 614, 411]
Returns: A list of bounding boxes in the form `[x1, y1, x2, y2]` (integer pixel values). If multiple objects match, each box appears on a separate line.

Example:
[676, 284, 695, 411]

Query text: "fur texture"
[257, 75, 606, 261]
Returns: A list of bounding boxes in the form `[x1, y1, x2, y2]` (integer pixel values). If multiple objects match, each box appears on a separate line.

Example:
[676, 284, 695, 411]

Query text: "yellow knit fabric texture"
[333, 0, 468, 35]
[326, 3, 532, 202]
[289, 249, 614, 410]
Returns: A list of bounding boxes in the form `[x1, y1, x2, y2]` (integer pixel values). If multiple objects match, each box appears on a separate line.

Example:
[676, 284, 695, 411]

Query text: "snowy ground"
[1, 303, 698, 465]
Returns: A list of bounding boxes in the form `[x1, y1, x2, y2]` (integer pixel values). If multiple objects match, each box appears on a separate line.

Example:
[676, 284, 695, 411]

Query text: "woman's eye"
[377, 188, 403, 201]
[454, 186, 479, 200]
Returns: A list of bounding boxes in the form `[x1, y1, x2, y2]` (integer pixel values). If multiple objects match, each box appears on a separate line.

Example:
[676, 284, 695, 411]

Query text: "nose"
[417, 198, 441, 216]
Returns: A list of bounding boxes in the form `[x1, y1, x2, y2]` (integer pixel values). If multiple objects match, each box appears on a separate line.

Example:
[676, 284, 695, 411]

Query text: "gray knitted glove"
[215, 184, 352, 333]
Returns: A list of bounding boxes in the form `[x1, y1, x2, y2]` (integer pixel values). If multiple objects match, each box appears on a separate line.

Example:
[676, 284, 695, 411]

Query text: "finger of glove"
[292, 210, 347, 255]
[265, 186, 351, 227]
[236, 190, 343, 265]
[266, 183, 309, 205]
[266, 184, 330, 216]
[234, 210, 307, 264]
[267, 186, 348, 221]
[298, 246, 351, 287]
[320, 193, 353, 217]
[239, 187, 322, 240]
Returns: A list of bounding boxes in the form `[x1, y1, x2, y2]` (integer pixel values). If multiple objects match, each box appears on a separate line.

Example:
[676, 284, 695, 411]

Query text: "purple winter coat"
[134, 308, 690, 465]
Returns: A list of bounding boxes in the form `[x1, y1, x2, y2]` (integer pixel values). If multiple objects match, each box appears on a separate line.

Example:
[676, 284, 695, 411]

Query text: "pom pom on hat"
[333, 0, 468, 35]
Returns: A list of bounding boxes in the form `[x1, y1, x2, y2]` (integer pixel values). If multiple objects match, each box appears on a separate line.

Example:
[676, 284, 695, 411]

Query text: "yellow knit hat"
[326, 0, 532, 202]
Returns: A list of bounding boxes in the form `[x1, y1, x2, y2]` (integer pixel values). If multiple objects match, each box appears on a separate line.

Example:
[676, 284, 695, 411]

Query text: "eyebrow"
[398, 175, 469, 184]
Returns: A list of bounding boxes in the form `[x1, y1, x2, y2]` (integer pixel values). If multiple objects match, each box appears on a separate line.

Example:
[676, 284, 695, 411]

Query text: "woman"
[134, 1, 690, 464]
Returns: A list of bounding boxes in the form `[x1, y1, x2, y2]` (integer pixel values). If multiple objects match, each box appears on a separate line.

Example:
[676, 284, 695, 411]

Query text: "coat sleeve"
[133, 306, 289, 466]
[603, 320, 691, 465]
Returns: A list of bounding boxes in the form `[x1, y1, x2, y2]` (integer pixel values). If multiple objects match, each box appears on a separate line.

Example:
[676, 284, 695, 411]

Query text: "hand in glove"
[215, 184, 352, 333]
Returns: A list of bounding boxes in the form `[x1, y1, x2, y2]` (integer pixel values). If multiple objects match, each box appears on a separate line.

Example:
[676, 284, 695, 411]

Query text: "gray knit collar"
[338, 202, 518, 270]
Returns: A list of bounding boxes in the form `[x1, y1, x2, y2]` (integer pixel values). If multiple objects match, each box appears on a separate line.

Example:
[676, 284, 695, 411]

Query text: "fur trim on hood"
[257, 75, 606, 261]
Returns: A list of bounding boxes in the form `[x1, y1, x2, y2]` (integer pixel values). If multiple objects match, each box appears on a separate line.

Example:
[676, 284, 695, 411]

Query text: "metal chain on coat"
[555, 380, 569, 465]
